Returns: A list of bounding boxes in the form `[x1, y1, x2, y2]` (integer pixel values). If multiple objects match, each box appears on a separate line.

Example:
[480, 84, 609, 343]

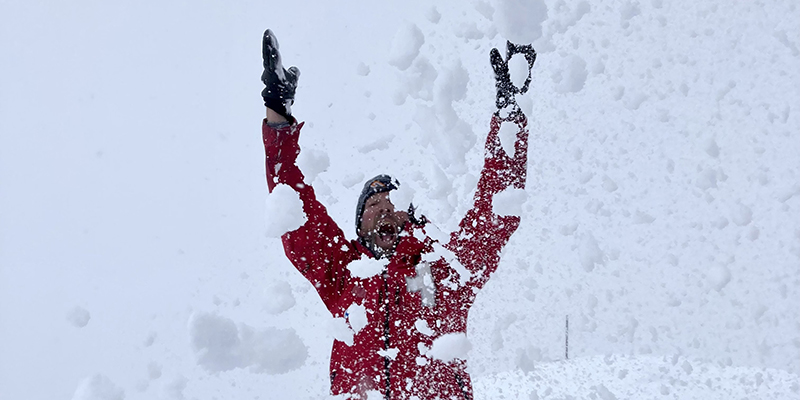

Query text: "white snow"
[188, 312, 307, 374]
[67, 306, 91, 328]
[264, 184, 307, 237]
[388, 23, 425, 71]
[346, 303, 368, 333]
[494, 0, 548, 43]
[492, 187, 527, 216]
[262, 280, 296, 315]
[1, 0, 799, 399]
[71, 374, 125, 400]
[347, 257, 385, 279]
[427, 332, 472, 362]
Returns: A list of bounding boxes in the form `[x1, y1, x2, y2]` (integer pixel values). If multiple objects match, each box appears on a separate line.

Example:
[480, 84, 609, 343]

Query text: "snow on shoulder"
[264, 184, 307, 237]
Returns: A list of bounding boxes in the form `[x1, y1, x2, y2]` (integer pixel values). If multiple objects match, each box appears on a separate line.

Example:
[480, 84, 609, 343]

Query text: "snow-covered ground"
[1, 0, 798, 399]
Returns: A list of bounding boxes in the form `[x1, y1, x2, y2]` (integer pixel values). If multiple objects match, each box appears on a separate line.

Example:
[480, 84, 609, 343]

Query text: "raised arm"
[446, 41, 535, 290]
[261, 29, 358, 312]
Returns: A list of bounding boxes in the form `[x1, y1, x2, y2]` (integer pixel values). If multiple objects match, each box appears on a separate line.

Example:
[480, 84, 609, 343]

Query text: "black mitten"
[261, 29, 300, 120]
[490, 41, 537, 111]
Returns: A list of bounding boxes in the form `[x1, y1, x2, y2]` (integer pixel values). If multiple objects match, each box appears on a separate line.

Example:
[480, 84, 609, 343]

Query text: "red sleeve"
[446, 112, 528, 290]
[262, 120, 359, 312]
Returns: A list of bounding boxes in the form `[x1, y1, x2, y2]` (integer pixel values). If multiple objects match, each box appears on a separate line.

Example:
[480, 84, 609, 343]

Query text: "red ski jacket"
[262, 112, 528, 400]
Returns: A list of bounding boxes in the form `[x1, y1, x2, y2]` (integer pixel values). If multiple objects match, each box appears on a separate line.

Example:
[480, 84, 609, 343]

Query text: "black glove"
[261, 29, 300, 120]
[490, 41, 537, 111]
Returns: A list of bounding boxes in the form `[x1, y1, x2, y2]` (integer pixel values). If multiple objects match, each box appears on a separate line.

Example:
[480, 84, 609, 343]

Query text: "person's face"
[358, 192, 407, 252]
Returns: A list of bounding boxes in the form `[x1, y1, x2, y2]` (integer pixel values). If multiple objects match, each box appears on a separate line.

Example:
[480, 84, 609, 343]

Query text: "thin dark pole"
[565, 315, 569, 360]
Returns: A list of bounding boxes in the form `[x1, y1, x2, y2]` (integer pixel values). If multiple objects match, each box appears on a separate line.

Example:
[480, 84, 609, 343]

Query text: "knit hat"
[355, 174, 398, 236]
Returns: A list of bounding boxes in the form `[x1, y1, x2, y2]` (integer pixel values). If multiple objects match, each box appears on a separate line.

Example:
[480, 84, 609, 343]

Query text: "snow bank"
[71, 374, 125, 400]
[188, 312, 307, 374]
[264, 184, 306, 237]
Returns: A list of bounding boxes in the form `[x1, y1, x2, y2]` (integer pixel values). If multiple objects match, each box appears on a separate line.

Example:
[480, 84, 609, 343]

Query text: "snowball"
[708, 264, 731, 292]
[495, 0, 548, 43]
[264, 184, 306, 237]
[705, 138, 720, 158]
[427, 332, 472, 362]
[498, 121, 519, 157]
[71, 374, 125, 400]
[624, 91, 648, 110]
[296, 147, 330, 183]
[188, 312, 307, 374]
[388, 23, 425, 71]
[579, 233, 604, 272]
[147, 362, 162, 380]
[602, 175, 618, 192]
[426, 6, 441, 23]
[262, 280, 296, 315]
[67, 306, 91, 328]
[346, 303, 368, 333]
[347, 257, 386, 279]
[493, 187, 528, 216]
[356, 62, 371, 76]
[553, 54, 587, 93]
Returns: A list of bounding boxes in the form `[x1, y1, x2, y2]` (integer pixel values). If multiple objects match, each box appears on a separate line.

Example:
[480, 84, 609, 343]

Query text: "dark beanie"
[355, 174, 398, 236]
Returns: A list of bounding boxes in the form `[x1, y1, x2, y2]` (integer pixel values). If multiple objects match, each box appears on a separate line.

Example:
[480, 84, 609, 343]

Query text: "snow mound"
[473, 355, 800, 399]
[264, 184, 306, 237]
[189, 312, 307, 374]
[67, 306, 91, 328]
[71, 374, 125, 400]
[494, 0, 548, 43]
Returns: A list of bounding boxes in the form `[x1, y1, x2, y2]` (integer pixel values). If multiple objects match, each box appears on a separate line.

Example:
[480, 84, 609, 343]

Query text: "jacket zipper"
[381, 271, 391, 400]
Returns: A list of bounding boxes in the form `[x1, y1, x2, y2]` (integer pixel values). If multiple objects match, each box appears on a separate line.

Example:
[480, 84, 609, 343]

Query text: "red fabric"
[262, 112, 528, 400]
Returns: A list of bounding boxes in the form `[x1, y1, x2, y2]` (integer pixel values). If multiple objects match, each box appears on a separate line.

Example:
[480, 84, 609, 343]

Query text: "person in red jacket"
[261, 29, 536, 400]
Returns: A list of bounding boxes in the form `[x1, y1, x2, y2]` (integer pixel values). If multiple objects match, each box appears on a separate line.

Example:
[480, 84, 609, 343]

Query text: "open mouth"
[377, 221, 397, 242]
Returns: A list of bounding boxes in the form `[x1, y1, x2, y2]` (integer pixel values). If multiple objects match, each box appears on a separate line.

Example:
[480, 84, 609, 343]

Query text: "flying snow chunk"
[348, 257, 385, 279]
[189, 312, 307, 374]
[67, 306, 91, 328]
[264, 184, 306, 237]
[388, 23, 425, 71]
[390, 182, 415, 212]
[579, 233, 605, 272]
[296, 148, 330, 183]
[328, 317, 354, 345]
[553, 54, 588, 93]
[347, 303, 368, 333]
[427, 333, 472, 362]
[493, 188, 527, 216]
[731, 204, 752, 226]
[263, 280, 296, 315]
[708, 264, 732, 292]
[495, 0, 548, 43]
[71, 374, 125, 400]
